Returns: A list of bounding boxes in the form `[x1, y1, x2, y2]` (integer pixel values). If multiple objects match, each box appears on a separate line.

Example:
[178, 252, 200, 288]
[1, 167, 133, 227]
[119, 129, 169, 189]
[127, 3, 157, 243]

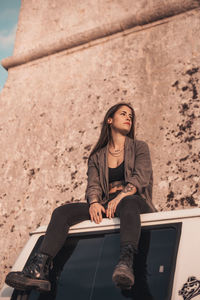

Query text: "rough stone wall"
[0, 0, 200, 287]
[10, 0, 200, 56]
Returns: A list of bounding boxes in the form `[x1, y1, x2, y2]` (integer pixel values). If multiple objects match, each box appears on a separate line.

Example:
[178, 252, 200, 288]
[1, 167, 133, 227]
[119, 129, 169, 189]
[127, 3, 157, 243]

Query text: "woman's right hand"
[89, 203, 105, 224]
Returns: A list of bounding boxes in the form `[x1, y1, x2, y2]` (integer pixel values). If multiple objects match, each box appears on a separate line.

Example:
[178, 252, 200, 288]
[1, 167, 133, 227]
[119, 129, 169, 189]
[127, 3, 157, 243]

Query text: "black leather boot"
[5, 253, 52, 292]
[112, 244, 135, 289]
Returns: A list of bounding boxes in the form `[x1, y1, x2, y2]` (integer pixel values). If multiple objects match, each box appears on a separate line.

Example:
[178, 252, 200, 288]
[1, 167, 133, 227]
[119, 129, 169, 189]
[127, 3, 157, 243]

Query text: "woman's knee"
[52, 202, 89, 224]
[117, 195, 151, 216]
[119, 195, 140, 210]
[51, 204, 70, 220]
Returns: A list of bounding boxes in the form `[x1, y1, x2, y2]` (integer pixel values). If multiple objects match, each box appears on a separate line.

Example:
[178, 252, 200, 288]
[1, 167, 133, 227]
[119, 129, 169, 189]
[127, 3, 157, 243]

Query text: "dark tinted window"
[12, 223, 181, 300]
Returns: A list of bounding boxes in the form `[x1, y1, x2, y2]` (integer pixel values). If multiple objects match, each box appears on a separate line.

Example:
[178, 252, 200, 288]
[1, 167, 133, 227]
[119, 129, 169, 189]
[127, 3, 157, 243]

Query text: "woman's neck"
[109, 132, 126, 150]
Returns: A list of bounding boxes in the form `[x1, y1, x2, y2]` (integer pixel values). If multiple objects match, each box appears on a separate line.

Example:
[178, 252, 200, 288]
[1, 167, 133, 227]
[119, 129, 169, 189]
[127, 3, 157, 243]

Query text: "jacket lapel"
[124, 137, 135, 182]
[98, 145, 109, 197]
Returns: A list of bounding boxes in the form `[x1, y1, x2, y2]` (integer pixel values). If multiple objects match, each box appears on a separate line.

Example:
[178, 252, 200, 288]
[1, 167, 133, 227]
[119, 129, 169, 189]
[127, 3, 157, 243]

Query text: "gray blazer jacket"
[85, 136, 156, 212]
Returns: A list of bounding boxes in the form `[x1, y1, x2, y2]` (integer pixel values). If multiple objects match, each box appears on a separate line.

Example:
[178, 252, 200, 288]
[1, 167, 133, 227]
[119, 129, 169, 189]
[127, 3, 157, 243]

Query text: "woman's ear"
[107, 117, 112, 124]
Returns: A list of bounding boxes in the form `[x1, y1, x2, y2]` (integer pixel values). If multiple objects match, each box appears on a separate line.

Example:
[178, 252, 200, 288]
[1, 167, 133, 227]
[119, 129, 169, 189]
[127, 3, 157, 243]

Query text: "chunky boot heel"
[5, 253, 52, 292]
[112, 244, 135, 290]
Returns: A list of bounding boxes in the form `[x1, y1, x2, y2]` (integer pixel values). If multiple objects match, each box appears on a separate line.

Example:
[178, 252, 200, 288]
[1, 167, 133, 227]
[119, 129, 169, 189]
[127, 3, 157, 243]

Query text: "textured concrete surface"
[0, 0, 200, 288]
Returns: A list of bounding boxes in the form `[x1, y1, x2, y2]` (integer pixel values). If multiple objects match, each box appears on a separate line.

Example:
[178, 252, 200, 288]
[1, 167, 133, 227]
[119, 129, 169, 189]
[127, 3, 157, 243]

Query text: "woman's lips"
[124, 122, 130, 125]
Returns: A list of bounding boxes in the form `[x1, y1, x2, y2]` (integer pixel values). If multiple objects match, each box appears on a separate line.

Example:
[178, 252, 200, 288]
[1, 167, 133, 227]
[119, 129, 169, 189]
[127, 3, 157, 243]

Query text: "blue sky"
[0, 0, 21, 91]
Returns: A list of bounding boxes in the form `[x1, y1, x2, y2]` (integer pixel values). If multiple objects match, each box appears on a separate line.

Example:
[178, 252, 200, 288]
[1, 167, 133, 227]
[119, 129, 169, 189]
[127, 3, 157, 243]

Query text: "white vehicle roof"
[31, 207, 200, 235]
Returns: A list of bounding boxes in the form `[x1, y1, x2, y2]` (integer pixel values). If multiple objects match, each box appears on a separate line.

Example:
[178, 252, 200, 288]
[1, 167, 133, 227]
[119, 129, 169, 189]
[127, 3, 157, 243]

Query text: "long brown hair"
[89, 102, 135, 158]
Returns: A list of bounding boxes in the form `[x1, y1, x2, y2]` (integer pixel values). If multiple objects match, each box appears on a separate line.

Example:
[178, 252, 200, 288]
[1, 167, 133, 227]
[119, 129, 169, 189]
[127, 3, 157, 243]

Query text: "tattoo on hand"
[121, 183, 136, 194]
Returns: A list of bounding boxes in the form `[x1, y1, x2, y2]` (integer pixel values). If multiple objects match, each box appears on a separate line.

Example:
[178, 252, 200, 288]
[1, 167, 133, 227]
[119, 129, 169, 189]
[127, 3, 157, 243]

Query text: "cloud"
[0, 24, 17, 49]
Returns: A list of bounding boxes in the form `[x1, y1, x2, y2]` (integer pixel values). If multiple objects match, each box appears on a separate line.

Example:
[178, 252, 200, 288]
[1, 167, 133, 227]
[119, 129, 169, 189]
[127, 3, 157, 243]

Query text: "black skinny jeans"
[40, 193, 152, 258]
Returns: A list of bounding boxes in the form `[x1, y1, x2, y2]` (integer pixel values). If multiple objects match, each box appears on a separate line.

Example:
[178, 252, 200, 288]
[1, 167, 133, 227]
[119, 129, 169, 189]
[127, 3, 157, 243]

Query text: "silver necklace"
[108, 147, 124, 157]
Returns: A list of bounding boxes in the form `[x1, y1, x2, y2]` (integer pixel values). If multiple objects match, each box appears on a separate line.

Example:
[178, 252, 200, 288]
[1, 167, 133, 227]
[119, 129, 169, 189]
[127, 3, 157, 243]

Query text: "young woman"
[5, 102, 156, 292]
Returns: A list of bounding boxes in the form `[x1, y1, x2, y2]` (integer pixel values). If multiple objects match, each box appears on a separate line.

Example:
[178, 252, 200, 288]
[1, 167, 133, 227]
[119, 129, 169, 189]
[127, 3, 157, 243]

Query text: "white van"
[1, 208, 200, 300]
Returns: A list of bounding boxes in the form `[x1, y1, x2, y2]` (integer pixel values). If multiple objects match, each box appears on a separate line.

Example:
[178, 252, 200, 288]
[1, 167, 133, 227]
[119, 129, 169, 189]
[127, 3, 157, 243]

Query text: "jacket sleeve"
[126, 141, 153, 194]
[85, 154, 103, 204]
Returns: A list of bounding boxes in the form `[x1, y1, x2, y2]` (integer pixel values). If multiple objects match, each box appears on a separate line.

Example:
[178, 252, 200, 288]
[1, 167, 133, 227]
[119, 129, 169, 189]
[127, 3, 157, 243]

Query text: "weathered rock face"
[0, 0, 200, 287]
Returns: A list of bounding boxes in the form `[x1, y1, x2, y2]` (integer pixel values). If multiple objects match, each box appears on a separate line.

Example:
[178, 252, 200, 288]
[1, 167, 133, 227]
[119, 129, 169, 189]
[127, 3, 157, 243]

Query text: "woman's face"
[108, 105, 133, 135]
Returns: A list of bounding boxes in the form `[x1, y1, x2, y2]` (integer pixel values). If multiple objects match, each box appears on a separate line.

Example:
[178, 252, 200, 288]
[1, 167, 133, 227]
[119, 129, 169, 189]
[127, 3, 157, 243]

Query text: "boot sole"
[5, 275, 51, 293]
[112, 265, 134, 290]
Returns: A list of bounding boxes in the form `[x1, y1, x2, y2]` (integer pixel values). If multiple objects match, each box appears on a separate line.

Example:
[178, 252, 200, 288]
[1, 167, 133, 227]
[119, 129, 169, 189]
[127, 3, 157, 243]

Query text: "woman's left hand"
[106, 197, 121, 219]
